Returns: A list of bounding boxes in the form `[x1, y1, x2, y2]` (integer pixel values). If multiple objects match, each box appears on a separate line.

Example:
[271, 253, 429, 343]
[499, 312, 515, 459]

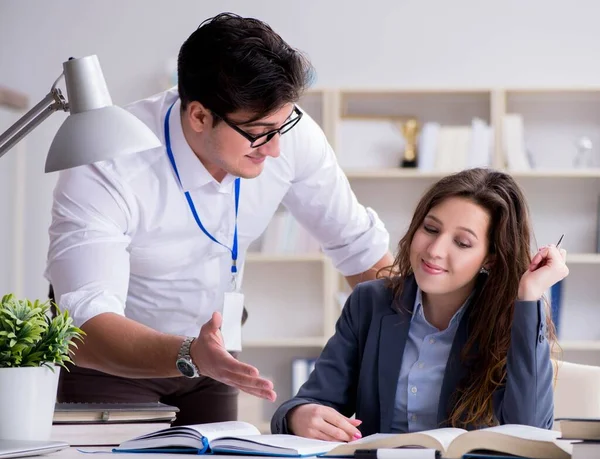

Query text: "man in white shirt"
[46, 12, 392, 426]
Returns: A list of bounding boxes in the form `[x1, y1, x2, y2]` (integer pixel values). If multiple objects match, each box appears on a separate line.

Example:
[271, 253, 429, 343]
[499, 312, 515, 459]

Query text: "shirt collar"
[412, 287, 472, 330]
[167, 98, 237, 192]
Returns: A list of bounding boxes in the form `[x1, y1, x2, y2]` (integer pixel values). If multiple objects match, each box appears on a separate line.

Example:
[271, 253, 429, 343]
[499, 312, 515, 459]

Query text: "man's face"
[186, 103, 297, 180]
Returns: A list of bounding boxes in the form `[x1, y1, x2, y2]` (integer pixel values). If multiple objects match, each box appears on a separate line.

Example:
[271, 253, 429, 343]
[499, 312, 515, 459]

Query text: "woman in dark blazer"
[271, 168, 568, 441]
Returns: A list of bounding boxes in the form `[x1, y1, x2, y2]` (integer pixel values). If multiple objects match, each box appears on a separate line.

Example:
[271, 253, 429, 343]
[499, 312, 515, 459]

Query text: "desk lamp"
[0, 55, 161, 172]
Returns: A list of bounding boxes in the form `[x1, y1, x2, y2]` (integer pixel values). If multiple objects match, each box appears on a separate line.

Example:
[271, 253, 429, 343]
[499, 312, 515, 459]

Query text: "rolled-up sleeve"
[281, 115, 390, 276]
[45, 164, 134, 328]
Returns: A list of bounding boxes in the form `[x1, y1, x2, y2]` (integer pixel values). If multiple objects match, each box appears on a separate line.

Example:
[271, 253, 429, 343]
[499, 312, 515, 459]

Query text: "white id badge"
[222, 291, 244, 352]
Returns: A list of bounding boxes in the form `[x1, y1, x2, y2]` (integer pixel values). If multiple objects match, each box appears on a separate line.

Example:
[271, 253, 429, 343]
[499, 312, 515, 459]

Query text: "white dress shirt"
[45, 87, 390, 337]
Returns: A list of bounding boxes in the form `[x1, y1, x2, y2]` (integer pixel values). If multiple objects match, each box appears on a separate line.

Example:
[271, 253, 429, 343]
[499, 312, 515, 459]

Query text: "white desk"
[54, 448, 242, 459]
[49, 448, 447, 459]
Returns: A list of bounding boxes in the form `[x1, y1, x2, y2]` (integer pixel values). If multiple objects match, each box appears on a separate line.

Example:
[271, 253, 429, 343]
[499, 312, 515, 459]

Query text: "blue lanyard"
[164, 101, 240, 275]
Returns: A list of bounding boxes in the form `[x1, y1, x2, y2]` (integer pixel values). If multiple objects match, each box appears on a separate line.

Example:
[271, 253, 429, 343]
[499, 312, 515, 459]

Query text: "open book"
[113, 421, 344, 457]
[324, 425, 574, 459]
[114, 421, 575, 458]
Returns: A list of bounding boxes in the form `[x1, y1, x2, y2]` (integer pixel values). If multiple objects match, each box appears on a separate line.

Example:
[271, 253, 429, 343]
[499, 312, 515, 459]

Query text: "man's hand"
[288, 404, 362, 441]
[191, 312, 277, 401]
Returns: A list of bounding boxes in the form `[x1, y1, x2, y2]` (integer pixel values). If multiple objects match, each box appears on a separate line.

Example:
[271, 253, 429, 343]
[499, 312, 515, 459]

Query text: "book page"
[213, 434, 343, 455]
[476, 425, 573, 456]
[477, 424, 561, 442]
[445, 425, 573, 459]
[185, 421, 261, 442]
[325, 428, 466, 456]
[415, 428, 468, 451]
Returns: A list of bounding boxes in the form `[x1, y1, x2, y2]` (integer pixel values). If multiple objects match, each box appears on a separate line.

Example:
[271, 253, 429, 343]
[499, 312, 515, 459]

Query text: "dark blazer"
[271, 275, 554, 435]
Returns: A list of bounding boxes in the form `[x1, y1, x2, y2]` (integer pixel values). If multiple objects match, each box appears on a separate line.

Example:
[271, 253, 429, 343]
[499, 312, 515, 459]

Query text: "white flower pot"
[0, 366, 60, 441]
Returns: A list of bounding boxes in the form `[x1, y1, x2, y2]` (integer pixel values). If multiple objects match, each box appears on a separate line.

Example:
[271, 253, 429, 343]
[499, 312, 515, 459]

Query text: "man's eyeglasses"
[212, 106, 303, 148]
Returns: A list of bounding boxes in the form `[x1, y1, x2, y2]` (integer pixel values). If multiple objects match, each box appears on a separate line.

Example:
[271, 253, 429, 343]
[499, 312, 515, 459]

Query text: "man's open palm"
[192, 312, 277, 401]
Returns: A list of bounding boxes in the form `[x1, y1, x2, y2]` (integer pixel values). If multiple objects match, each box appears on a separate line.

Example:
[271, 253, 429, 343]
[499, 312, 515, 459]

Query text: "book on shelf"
[112, 421, 574, 458]
[337, 119, 406, 169]
[596, 195, 600, 253]
[502, 113, 531, 171]
[291, 358, 316, 396]
[548, 280, 564, 337]
[260, 211, 320, 255]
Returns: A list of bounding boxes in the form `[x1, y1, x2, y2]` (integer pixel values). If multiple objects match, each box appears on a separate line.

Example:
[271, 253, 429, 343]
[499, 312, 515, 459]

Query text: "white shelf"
[333, 87, 493, 94]
[559, 341, 600, 351]
[247, 252, 599, 264]
[243, 337, 326, 348]
[567, 254, 600, 264]
[510, 169, 600, 178]
[246, 253, 326, 262]
[248, 253, 600, 264]
[344, 169, 446, 179]
[344, 168, 600, 179]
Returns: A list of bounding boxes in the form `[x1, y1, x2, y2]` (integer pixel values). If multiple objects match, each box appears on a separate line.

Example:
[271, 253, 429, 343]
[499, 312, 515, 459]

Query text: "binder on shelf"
[548, 281, 563, 338]
[596, 195, 600, 253]
[291, 358, 316, 396]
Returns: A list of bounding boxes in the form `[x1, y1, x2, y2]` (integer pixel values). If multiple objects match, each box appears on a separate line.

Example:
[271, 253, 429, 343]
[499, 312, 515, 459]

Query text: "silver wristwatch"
[176, 337, 200, 378]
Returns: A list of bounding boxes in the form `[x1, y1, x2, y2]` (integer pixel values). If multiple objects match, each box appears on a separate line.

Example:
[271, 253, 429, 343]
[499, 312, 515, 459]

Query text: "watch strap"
[177, 337, 200, 377]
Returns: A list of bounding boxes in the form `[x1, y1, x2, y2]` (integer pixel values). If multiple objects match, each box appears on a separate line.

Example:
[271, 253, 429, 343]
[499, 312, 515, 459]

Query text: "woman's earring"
[479, 266, 490, 275]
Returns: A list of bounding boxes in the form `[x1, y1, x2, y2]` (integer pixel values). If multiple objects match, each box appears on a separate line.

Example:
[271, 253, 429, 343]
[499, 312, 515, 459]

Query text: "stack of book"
[51, 402, 178, 446]
[558, 418, 600, 459]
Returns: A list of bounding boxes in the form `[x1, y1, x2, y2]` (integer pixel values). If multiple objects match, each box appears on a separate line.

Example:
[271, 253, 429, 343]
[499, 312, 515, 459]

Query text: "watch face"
[176, 358, 196, 378]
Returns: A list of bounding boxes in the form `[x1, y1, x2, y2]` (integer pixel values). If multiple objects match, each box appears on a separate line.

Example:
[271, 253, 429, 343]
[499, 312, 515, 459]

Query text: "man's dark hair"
[177, 12, 314, 123]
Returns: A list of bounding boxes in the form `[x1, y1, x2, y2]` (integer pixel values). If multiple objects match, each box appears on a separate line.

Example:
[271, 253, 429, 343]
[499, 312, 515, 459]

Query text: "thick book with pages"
[326, 424, 574, 459]
[113, 421, 575, 458]
[556, 417, 600, 440]
[53, 401, 178, 423]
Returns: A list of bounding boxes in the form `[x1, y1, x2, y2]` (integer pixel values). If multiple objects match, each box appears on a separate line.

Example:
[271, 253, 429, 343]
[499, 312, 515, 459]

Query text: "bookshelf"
[238, 86, 600, 429]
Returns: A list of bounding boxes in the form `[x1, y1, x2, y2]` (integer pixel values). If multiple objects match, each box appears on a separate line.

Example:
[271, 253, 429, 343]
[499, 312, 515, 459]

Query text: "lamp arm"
[0, 87, 68, 160]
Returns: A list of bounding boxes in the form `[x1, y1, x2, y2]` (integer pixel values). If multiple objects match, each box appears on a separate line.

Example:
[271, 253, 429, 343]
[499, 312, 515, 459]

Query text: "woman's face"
[410, 197, 491, 297]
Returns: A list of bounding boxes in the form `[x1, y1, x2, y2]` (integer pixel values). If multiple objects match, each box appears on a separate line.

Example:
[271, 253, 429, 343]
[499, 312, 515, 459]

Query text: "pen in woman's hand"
[531, 234, 564, 271]
[520, 234, 569, 300]
[556, 234, 564, 249]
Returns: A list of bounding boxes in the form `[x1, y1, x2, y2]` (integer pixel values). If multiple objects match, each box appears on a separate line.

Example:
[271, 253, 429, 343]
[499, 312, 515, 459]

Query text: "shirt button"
[411, 414, 417, 422]
[411, 386, 418, 394]
[429, 337, 436, 344]
[418, 362, 425, 369]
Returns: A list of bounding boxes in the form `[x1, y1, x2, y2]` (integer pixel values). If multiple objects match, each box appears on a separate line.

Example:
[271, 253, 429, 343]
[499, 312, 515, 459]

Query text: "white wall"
[2, 0, 600, 299]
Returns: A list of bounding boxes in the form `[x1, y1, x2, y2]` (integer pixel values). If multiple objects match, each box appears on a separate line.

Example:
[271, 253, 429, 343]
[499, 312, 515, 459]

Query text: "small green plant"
[0, 294, 84, 369]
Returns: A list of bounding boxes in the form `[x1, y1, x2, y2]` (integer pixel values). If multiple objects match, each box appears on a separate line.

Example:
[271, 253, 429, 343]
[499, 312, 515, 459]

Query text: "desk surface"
[54, 448, 244, 459]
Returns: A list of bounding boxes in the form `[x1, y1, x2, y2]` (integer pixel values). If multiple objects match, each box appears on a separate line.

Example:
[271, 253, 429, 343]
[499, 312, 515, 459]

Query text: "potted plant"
[0, 294, 83, 441]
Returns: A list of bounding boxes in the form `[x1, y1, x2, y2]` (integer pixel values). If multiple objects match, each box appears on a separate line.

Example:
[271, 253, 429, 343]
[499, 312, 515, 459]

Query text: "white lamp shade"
[45, 105, 162, 173]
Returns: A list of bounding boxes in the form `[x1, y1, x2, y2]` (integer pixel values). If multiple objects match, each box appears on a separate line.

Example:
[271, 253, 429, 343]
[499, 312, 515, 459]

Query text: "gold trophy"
[399, 118, 419, 168]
